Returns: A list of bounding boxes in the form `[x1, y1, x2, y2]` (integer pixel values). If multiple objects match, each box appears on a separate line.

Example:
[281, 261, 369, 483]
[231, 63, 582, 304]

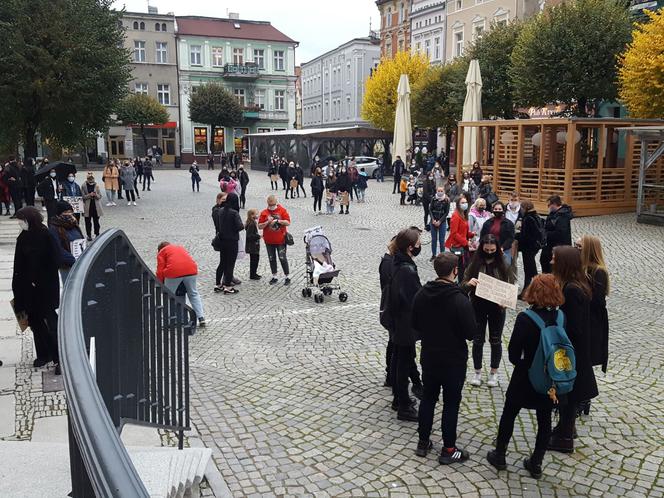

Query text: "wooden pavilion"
[456, 118, 664, 216]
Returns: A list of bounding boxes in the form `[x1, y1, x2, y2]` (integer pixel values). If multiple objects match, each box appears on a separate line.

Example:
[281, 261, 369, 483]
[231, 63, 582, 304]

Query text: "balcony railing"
[60, 229, 195, 497]
[222, 63, 260, 78]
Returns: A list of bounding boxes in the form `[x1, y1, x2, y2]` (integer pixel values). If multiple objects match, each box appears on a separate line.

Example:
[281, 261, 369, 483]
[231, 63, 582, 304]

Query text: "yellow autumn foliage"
[619, 10, 664, 118]
[361, 51, 430, 130]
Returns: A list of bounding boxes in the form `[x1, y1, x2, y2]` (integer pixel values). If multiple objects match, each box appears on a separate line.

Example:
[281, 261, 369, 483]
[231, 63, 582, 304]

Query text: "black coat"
[12, 227, 60, 315]
[238, 169, 250, 188]
[37, 177, 59, 202]
[588, 268, 609, 372]
[544, 204, 573, 248]
[422, 178, 436, 204]
[480, 216, 515, 252]
[505, 308, 560, 410]
[4, 163, 23, 189]
[412, 280, 475, 368]
[561, 283, 598, 402]
[392, 159, 404, 179]
[245, 222, 260, 254]
[516, 211, 543, 254]
[390, 251, 422, 346]
[21, 165, 36, 188]
[379, 253, 393, 291]
[310, 175, 324, 193]
[214, 205, 244, 241]
[470, 167, 483, 186]
[335, 173, 351, 193]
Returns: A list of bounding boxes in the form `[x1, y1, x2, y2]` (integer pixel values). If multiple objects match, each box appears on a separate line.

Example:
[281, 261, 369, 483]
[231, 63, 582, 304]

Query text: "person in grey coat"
[120, 162, 137, 205]
[81, 173, 103, 241]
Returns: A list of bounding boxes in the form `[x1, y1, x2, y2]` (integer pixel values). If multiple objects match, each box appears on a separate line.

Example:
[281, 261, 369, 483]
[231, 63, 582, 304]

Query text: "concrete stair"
[0, 441, 212, 498]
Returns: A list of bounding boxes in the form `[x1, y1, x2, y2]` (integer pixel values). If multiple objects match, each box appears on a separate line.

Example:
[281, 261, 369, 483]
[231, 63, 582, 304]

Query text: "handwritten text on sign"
[475, 272, 518, 309]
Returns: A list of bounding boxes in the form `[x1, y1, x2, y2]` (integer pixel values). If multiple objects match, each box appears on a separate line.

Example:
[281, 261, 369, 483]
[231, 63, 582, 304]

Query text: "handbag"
[285, 232, 294, 246]
[289, 178, 299, 189]
[211, 233, 222, 251]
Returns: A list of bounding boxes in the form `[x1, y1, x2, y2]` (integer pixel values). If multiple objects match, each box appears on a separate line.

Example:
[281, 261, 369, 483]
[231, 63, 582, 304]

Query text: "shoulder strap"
[555, 310, 564, 328]
[523, 309, 546, 330]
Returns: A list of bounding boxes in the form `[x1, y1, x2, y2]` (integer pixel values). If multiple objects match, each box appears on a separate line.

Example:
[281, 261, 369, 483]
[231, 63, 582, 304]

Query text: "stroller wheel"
[306, 288, 312, 297]
[302, 288, 308, 298]
[339, 292, 348, 302]
[323, 287, 332, 296]
[314, 293, 324, 303]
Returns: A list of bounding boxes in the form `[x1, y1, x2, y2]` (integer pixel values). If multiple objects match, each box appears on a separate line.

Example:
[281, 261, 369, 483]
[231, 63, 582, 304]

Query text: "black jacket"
[516, 211, 543, 254]
[214, 205, 244, 241]
[12, 227, 60, 315]
[470, 167, 483, 186]
[379, 253, 393, 291]
[4, 162, 22, 189]
[238, 169, 250, 188]
[544, 204, 573, 248]
[392, 159, 404, 179]
[37, 177, 59, 202]
[422, 178, 436, 204]
[295, 167, 304, 183]
[480, 216, 515, 251]
[429, 197, 450, 222]
[390, 251, 422, 346]
[335, 173, 351, 193]
[245, 221, 260, 254]
[505, 308, 561, 409]
[310, 175, 324, 193]
[561, 283, 598, 402]
[412, 280, 475, 368]
[21, 165, 36, 188]
[588, 269, 609, 372]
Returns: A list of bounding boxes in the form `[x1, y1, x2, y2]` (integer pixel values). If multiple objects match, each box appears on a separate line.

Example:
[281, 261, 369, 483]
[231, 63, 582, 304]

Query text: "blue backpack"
[524, 309, 576, 403]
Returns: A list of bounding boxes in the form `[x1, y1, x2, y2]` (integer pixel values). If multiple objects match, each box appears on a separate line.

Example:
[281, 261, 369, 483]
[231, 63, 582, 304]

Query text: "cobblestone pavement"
[104, 168, 664, 498]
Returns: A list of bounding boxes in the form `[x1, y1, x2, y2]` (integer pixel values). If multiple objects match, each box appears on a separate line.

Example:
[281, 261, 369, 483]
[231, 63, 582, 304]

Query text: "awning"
[129, 121, 177, 129]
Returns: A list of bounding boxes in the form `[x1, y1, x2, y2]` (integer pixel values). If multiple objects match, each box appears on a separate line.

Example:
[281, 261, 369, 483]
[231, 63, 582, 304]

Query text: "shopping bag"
[289, 178, 299, 189]
[270, 174, 279, 182]
[340, 192, 350, 206]
[10, 299, 29, 332]
[237, 232, 246, 260]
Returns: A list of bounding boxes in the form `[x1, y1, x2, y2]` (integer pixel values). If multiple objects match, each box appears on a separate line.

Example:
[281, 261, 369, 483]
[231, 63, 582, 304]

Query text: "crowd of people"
[379, 174, 610, 476]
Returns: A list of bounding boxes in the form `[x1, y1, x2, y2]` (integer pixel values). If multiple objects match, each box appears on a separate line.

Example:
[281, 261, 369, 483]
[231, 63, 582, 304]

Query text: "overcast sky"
[112, 0, 379, 63]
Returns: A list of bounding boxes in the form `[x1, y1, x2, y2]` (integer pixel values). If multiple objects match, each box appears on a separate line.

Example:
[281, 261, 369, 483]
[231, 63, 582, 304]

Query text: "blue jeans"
[503, 250, 512, 267]
[164, 275, 204, 320]
[431, 221, 447, 257]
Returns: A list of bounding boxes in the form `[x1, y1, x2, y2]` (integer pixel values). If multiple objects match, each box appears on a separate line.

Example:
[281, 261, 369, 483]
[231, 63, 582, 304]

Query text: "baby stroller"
[301, 226, 348, 303]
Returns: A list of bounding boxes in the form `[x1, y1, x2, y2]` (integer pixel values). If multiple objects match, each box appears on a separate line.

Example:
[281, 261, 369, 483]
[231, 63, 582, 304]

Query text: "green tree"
[0, 0, 131, 157]
[510, 0, 632, 115]
[466, 21, 523, 118]
[188, 83, 243, 152]
[115, 93, 169, 156]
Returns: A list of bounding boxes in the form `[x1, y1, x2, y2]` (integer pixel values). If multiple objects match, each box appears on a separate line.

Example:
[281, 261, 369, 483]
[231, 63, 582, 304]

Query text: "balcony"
[222, 63, 260, 79]
[243, 105, 261, 120]
[258, 110, 289, 122]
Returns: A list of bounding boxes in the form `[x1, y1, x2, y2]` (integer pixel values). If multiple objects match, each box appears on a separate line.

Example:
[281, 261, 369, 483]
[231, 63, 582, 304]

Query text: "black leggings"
[297, 183, 306, 197]
[423, 202, 430, 227]
[391, 343, 418, 409]
[266, 243, 289, 275]
[313, 190, 323, 211]
[124, 189, 135, 201]
[217, 240, 239, 286]
[522, 250, 539, 292]
[249, 253, 259, 277]
[472, 300, 506, 370]
[496, 397, 552, 466]
[240, 187, 246, 208]
[84, 215, 100, 238]
[28, 308, 59, 364]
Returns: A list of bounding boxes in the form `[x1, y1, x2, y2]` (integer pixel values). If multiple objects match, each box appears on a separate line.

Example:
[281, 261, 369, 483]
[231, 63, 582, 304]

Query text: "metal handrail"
[59, 229, 194, 497]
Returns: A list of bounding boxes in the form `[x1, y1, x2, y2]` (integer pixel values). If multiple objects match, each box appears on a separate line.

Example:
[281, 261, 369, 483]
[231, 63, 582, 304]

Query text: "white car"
[353, 156, 381, 178]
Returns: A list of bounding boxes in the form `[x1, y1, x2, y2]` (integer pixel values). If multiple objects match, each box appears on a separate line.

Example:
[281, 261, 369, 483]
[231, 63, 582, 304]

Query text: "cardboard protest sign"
[63, 196, 84, 214]
[475, 272, 518, 309]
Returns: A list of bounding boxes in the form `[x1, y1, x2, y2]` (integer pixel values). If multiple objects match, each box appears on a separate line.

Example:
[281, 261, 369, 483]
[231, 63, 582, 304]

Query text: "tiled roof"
[176, 16, 297, 45]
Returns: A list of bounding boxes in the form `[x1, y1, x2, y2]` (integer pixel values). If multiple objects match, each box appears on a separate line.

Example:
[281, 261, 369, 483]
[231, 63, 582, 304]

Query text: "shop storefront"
[106, 122, 178, 163]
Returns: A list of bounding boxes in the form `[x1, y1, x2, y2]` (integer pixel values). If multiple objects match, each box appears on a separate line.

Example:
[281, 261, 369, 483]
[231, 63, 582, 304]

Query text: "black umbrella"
[34, 161, 77, 182]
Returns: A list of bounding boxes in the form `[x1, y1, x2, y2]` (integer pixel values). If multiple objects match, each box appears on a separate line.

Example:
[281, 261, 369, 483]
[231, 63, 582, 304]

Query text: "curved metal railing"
[59, 229, 195, 497]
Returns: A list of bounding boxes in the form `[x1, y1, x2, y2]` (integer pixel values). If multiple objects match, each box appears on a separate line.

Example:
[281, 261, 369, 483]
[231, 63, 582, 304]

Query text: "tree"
[188, 83, 243, 152]
[361, 51, 430, 130]
[0, 0, 131, 157]
[619, 10, 664, 118]
[510, 0, 632, 115]
[115, 93, 169, 155]
[466, 21, 524, 118]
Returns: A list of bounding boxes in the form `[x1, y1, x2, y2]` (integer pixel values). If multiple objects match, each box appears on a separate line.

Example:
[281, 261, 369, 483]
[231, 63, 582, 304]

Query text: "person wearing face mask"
[470, 162, 483, 187]
[505, 192, 522, 226]
[268, 158, 279, 190]
[21, 158, 37, 206]
[36, 167, 62, 223]
[244, 208, 262, 280]
[388, 227, 423, 422]
[48, 201, 85, 284]
[429, 187, 450, 260]
[285, 162, 298, 200]
[213, 192, 244, 294]
[335, 165, 351, 215]
[81, 173, 103, 241]
[445, 194, 475, 282]
[478, 175, 497, 208]
[325, 169, 337, 215]
[13, 207, 61, 374]
[310, 167, 324, 213]
[461, 171, 479, 203]
[258, 195, 291, 285]
[294, 163, 306, 199]
[515, 201, 544, 296]
[463, 234, 516, 388]
[468, 198, 492, 254]
[3, 157, 24, 217]
[120, 161, 137, 206]
[102, 161, 119, 205]
[444, 175, 460, 200]
[480, 201, 516, 266]
[433, 163, 444, 188]
[392, 155, 404, 194]
[412, 252, 476, 464]
[62, 172, 83, 222]
[238, 165, 250, 208]
[540, 195, 573, 274]
[422, 172, 436, 231]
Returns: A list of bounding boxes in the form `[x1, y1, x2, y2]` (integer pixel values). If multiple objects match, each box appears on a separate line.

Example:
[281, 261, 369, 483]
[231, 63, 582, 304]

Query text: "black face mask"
[493, 211, 504, 218]
[411, 246, 421, 257]
[482, 250, 496, 259]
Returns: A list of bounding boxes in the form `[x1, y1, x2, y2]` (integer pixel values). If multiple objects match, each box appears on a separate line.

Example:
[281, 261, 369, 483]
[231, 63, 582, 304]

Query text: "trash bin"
[174, 156, 181, 169]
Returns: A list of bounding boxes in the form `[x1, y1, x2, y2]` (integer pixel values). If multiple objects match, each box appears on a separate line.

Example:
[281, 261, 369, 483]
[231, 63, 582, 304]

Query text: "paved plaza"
[96, 168, 663, 497]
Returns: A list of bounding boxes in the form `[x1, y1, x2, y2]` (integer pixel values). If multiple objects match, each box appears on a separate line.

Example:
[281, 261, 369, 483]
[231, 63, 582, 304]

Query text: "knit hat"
[56, 201, 74, 215]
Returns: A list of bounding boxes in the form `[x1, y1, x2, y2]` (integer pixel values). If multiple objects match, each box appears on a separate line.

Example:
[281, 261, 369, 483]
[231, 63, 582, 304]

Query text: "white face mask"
[18, 220, 29, 231]
[460, 202, 469, 211]
[268, 205, 277, 211]
[67, 176, 75, 182]
[49, 172, 56, 178]
[435, 192, 445, 199]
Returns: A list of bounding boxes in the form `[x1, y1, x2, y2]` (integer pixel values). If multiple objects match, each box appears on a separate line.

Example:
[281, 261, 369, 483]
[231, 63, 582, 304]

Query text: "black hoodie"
[390, 251, 422, 345]
[544, 204, 573, 248]
[412, 280, 476, 367]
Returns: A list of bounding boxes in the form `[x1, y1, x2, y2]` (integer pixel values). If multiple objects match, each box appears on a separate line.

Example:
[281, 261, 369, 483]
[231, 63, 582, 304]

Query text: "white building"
[410, 0, 447, 65]
[301, 37, 381, 129]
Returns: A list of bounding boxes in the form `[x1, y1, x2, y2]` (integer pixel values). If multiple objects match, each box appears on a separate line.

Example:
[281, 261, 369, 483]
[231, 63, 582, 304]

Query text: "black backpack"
[379, 267, 401, 331]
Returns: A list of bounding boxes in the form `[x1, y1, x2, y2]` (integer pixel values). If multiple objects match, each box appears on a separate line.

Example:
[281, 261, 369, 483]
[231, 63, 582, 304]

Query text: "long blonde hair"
[245, 208, 258, 228]
[580, 235, 610, 295]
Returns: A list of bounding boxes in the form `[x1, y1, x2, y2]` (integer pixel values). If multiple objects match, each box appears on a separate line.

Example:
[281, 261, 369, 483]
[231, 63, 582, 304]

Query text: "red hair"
[523, 274, 564, 308]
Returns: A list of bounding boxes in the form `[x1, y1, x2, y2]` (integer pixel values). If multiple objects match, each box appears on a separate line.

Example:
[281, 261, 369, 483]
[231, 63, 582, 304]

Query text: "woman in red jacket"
[445, 193, 474, 282]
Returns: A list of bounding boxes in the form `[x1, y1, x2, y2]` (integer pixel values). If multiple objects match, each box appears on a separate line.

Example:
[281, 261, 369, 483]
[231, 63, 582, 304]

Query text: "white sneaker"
[487, 373, 499, 387]
[470, 372, 482, 386]
[105, 202, 112, 207]
[112, 202, 117, 206]
[132, 201, 137, 206]
[127, 201, 131, 206]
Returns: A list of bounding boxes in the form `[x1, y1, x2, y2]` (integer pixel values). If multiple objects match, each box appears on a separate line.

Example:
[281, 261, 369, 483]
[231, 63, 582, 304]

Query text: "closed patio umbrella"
[462, 59, 483, 169]
[393, 74, 413, 168]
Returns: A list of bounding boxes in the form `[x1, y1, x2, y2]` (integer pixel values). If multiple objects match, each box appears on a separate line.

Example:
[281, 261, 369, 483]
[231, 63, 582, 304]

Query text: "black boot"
[524, 457, 543, 479]
[486, 450, 507, 470]
[397, 404, 418, 422]
[548, 435, 574, 453]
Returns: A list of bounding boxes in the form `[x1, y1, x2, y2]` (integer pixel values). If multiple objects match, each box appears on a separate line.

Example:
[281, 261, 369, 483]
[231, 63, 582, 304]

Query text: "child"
[399, 176, 408, 205]
[407, 175, 417, 205]
[325, 190, 336, 215]
[245, 208, 261, 280]
[356, 168, 368, 203]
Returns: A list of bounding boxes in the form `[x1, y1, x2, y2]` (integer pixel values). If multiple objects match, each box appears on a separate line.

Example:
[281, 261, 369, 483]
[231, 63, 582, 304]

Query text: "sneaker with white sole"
[132, 201, 137, 206]
[487, 372, 499, 387]
[105, 202, 112, 207]
[470, 372, 482, 386]
[127, 201, 131, 206]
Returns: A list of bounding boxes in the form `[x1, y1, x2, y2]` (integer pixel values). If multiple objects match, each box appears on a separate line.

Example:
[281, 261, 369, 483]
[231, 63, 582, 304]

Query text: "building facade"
[295, 66, 302, 129]
[110, 11, 180, 163]
[301, 37, 380, 129]
[410, 0, 447, 65]
[376, 0, 412, 58]
[176, 16, 298, 163]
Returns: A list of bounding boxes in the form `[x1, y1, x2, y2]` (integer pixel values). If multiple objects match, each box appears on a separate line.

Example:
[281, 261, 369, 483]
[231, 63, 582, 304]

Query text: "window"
[190, 45, 202, 65]
[161, 23, 167, 32]
[233, 48, 244, 64]
[213, 128, 224, 153]
[139, 21, 145, 30]
[233, 88, 245, 107]
[258, 128, 271, 133]
[212, 47, 224, 67]
[155, 23, 161, 31]
[274, 89, 285, 111]
[425, 39, 431, 59]
[415, 42, 421, 53]
[387, 7, 392, 27]
[346, 95, 351, 118]
[253, 49, 265, 69]
[134, 41, 145, 62]
[194, 127, 208, 155]
[157, 84, 170, 105]
[473, 21, 485, 39]
[274, 50, 285, 71]
[156, 42, 167, 63]
[434, 37, 441, 59]
[456, 0, 462, 9]
[255, 89, 265, 109]
[133, 21, 138, 29]
[399, 2, 405, 23]
[347, 61, 351, 83]
[495, 14, 509, 26]
[385, 40, 392, 57]
[454, 29, 464, 57]
[134, 82, 148, 94]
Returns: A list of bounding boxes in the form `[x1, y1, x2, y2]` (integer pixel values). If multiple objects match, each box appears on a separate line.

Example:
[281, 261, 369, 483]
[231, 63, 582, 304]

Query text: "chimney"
[228, 12, 240, 19]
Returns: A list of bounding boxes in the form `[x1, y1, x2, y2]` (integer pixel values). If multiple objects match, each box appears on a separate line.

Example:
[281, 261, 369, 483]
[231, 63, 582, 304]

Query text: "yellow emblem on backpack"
[554, 349, 573, 371]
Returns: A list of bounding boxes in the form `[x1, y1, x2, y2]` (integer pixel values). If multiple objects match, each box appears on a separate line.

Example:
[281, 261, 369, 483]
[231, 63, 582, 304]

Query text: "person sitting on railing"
[156, 242, 206, 329]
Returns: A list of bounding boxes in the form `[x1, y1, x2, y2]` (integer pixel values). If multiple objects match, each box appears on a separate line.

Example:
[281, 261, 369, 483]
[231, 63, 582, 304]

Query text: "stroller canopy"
[308, 234, 332, 257]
